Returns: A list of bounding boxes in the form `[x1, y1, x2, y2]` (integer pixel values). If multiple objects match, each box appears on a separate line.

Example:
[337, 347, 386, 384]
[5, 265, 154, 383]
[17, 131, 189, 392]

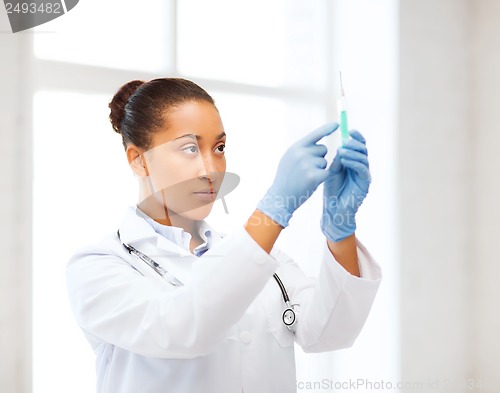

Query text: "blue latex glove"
[257, 123, 338, 228]
[321, 130, 371, 242]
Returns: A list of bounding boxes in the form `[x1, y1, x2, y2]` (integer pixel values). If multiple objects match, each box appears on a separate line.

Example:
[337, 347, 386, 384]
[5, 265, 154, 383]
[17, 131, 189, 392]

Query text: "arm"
[321, 130, 371, 277]
[298, 239, 381, 352]
[244, 209, 283, 254]
[326, 234, 360, 277]
[283, 129, 379, 351]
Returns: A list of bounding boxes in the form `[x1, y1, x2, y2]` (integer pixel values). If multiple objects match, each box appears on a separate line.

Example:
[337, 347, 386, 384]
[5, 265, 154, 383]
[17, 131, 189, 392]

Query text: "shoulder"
[71, 231, 121, 257]
[67, 205, 150, 267]
[66, 231, 128, 272]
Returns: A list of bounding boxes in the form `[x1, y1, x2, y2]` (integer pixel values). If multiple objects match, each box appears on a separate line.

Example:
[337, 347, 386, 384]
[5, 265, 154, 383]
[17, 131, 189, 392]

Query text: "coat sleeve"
[271, 239, 381, 352]
[66, 227, 279, 359]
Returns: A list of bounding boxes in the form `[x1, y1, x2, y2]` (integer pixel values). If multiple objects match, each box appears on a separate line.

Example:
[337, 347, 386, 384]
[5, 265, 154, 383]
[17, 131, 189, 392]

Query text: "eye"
[182, 145, 198, 155]
[215, 144, 225, 154]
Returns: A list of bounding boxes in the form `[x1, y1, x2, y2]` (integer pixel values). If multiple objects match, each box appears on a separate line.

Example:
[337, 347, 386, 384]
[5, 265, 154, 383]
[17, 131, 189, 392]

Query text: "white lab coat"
[66, 206, 381, 393]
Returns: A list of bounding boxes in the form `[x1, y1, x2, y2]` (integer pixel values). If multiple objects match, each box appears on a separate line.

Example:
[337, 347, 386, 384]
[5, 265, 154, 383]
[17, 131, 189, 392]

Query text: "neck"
[168, 212, 200, 238]
[137, 198, 200, 239]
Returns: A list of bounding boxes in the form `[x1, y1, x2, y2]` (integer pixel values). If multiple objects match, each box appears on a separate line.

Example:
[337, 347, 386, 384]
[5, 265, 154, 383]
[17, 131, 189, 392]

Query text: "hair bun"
[109, 80, 145, 134]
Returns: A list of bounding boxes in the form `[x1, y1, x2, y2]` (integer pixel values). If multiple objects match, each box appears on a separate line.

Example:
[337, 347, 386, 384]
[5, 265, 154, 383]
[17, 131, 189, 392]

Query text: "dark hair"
[109, 78, 216, 150]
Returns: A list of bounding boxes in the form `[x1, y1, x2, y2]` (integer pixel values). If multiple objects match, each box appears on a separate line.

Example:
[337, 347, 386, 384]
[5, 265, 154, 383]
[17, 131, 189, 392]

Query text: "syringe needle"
[339, 71, 345, 96]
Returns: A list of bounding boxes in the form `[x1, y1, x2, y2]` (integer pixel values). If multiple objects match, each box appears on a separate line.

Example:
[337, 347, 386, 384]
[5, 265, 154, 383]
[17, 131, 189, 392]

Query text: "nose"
[197, 153, 220, 184]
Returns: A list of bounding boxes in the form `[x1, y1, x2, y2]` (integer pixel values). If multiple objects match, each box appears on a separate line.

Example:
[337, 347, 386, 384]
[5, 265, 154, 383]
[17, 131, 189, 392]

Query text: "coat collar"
[118, 206, 224, 258]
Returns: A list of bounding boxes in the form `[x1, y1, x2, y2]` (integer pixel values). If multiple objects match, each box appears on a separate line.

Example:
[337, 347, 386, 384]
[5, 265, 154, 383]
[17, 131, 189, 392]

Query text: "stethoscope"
[117, 230, 299, 332]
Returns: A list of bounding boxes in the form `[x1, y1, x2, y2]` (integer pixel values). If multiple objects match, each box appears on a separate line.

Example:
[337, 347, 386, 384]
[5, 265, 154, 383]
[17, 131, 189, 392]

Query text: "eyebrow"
[174, 132, 226, 141]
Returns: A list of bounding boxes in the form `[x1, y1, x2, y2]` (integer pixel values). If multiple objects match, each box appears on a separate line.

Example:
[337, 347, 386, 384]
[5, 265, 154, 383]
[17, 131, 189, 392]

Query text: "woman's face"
[137, 100, 226, 221]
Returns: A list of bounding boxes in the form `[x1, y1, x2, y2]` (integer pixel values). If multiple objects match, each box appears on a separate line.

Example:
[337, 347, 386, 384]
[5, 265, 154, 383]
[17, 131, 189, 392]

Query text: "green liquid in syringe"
[340, 110, 349, 145]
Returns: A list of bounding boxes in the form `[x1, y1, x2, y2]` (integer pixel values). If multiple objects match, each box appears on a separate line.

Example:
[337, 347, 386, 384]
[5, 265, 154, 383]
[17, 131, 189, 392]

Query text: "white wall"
[471, 0, 500, 389]
[399, 0, 471, 385]
[399, 0, 500, 390]
[0, 12, 32, 393]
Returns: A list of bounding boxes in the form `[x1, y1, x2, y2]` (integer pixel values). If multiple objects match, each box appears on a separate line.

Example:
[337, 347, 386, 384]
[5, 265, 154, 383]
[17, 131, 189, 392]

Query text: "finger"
[310, 143, 328, 157]
[338, 148, 369, 167]
[340, 158, 371, 182]
[299, 122, 338, 146]
[311, 156, 328, 169]
[328, 150, 343, 174]
[343, 137, 368, 155]
[349, 130, 366, 144]
[317, 169, 330, 184]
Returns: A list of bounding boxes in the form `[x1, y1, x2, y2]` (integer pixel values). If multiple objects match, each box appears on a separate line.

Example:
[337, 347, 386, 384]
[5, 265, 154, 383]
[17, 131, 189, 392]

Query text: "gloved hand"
[321, 130, 371, 242]
[257, 123, 338, 228]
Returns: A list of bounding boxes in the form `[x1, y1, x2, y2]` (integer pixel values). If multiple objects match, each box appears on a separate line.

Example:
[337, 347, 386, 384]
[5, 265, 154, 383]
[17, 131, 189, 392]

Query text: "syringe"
[338, 72, 349, 146]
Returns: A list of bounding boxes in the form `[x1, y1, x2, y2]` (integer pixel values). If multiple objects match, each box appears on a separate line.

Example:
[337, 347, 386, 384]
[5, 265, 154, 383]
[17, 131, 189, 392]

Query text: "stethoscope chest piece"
[283, 308, 295, 327]
[282, 303, 300, 332]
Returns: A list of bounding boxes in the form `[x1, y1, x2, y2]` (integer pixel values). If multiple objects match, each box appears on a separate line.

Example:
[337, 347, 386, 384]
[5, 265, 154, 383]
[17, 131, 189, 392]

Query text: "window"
[177, 0, 327, 89]
[34, 0, 172, 72]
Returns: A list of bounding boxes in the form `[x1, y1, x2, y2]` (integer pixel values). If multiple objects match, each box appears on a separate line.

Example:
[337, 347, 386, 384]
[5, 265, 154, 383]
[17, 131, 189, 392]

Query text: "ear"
[126, 144, 149, 176]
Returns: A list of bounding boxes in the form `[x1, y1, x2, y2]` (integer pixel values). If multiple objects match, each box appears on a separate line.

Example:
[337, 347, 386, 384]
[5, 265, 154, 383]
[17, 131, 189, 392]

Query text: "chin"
[178, 203, 214, 221]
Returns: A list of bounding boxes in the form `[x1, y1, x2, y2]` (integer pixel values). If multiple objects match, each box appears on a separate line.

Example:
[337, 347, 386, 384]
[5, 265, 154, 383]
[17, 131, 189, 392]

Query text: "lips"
[192, 188, 217, 202]
[193, 188, 218, 194]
